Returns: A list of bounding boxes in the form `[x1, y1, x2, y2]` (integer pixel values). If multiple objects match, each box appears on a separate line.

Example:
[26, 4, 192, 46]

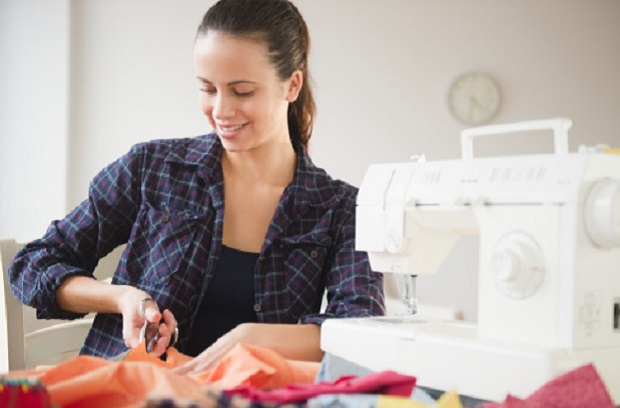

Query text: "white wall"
[0, 0, 70, 242]
[2, 1, 620, 319]
[304, 1, 620, 182]
[67, 1, 209, 208]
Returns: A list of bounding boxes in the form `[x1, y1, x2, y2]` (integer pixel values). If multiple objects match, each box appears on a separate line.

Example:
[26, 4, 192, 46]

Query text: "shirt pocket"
[125, 202, 208, 285]
[282, 231, 332, 320]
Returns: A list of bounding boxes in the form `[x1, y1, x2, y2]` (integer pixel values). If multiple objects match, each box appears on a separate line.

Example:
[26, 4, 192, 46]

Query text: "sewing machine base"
[321, 316, 620, 403]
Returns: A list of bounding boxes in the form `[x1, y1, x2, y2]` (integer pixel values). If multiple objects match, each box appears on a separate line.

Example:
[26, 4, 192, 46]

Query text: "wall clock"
[448, 72, 501, 125]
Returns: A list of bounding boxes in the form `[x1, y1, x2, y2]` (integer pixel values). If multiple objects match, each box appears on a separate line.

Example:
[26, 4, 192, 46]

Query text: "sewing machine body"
[321, 119, 620, 402]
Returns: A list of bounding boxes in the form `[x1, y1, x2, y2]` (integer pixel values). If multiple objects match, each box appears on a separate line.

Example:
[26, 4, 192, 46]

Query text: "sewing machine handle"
[460, 117, 572, 160]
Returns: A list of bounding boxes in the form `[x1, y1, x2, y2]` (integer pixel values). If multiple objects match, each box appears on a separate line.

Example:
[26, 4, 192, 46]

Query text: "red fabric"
[224, 370, 416, 403]
[484, 364, 615, 408]
[0, 379, 51, 408]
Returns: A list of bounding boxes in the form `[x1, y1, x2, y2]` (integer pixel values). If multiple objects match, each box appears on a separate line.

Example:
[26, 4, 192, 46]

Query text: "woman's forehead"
[194, 31, 267, 58]
[194, 33, 272, 76]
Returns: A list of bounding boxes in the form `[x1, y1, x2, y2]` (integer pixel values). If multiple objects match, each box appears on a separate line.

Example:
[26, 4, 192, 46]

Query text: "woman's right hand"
[118, 287, 177, 356]
[118, 288, 159, 349]
[56, 277, 177, 356]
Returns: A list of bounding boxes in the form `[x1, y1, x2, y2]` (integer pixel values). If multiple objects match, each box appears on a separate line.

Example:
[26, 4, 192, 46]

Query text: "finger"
[123, 326, 141, 348]
[173, 352, 214, 375]
[161, 309, 178, 348]
[126, 334, 141, 349]
[125, 319, 145, 348]
[183, 349, 222, 375]
[172, 361, 196, 376]
[143, 305, 162, 324]
[150, 335, 170, 357]
[162, 309, 177, 330]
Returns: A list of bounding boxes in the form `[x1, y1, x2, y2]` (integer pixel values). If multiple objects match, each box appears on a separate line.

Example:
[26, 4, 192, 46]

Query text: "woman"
[9, 0, 384, 374]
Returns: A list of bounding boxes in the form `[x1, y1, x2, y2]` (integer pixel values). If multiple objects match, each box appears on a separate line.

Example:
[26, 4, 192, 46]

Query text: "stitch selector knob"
[490, 232, 545, 299]
[584, 179, 620, 248]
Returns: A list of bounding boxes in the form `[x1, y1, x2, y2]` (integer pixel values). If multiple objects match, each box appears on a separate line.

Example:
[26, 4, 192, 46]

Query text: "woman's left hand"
[173, 322, 249, 375]
[172, 323, 322, 375]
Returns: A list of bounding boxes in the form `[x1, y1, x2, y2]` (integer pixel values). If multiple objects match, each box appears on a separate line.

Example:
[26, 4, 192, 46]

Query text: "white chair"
[0, 238, 121, 373]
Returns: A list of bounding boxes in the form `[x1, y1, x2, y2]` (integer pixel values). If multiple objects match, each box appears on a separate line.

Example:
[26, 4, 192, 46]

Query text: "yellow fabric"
[377, 390, 464, 408]
[436, 390, 465, 408]
[377, 395, 427, 407]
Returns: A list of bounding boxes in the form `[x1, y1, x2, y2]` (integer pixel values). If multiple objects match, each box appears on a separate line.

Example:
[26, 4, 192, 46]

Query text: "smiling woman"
[193, 32, 302, 157]
[8, 0, 385, 375]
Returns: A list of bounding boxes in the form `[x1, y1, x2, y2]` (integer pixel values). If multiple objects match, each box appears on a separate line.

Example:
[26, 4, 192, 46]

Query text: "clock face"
[448, 72, 501, 125]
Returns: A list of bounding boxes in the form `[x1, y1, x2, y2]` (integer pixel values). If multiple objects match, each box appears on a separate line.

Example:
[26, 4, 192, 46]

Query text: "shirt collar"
[164, 133, 222, 183]
[164, 132, 342, 210]
[290, 145, 341, 211]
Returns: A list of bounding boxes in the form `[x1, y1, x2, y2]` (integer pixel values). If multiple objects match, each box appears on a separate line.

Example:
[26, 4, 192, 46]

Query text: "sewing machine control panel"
[407, 155, 582, 206]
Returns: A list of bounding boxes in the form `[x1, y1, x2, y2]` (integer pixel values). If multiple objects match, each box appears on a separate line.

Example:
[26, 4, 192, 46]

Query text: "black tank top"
[184, 245, 259, 357]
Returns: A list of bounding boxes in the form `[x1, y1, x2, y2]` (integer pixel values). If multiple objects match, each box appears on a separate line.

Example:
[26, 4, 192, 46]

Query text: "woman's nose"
[212, 94, 234, 118]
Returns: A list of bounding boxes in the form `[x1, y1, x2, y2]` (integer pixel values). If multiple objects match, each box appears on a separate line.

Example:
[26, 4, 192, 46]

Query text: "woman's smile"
[216, 122, 249, 138]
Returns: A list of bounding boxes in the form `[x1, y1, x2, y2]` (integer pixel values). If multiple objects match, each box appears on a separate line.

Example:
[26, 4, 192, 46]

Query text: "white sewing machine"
[321, 118, 620, 403]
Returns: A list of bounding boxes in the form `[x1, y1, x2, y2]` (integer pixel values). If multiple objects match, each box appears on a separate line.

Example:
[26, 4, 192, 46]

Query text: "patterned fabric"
[144, 390, 307, 408]
[9, 133, 385, 359]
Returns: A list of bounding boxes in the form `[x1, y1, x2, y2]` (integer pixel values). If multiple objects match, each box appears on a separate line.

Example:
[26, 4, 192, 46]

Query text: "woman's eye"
[234, 90, 254, 97]
[200, 87, 216, 95]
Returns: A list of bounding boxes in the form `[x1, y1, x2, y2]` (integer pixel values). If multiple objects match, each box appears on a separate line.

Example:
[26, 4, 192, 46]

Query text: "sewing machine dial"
[490, 232, 545, 299]
[584, 179, 620, 248]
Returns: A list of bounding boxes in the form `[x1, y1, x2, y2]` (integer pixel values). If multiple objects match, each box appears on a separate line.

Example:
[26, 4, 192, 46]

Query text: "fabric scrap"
[305, 389, 463, 408]
[307, 393, 380, 408]
[225, 370, 416, 404]
[435, 390, 464, 408]
[4, 342, 320, 408]
[0, 378, 51, 408]
[483, 363, 614, 408]
[191, 341, 319, 389]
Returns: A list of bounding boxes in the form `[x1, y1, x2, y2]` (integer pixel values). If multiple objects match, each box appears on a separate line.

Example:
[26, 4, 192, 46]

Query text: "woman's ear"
[286, 70, 303, 102]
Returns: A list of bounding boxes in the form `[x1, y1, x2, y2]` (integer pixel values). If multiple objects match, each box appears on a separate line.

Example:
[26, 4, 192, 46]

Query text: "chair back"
[0, 238, 26, 371]
[0, 239, 96, 373]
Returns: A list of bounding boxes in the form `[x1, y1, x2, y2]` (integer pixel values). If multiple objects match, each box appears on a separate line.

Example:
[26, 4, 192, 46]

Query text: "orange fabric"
[192, 341, 321, 389]
[3, 342, 320, 408]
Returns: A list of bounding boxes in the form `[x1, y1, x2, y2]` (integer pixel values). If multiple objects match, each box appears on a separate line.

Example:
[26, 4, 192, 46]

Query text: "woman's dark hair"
[197, 0, 315, 151]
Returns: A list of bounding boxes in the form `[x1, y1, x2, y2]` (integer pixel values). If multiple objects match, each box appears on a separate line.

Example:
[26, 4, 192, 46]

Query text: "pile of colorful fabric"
[0, 343, 616, 408]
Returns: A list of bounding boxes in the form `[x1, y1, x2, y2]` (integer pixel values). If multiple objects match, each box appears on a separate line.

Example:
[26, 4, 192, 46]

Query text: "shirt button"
[253, 304, 261, 312]
[162, 214, 170, 222]
[310, 250, 318, 258]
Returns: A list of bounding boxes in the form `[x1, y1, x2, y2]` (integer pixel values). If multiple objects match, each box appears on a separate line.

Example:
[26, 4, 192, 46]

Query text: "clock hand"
[469, 96, 478, 119]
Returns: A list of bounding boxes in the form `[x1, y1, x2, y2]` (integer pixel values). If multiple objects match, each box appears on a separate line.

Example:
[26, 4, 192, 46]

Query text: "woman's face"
[193, 32, 302, 153]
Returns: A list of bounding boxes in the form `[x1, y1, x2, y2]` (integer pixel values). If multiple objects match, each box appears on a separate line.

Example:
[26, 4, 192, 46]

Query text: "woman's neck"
[222, 141, 296, 188]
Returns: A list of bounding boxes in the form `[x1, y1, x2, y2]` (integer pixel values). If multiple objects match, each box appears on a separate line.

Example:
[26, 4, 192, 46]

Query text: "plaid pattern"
[9, 133, 384, 359]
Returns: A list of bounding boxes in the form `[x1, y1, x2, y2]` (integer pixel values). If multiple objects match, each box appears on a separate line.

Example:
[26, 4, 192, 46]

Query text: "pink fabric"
[484, 364, 614, 408]
[224, 370, 416, 404]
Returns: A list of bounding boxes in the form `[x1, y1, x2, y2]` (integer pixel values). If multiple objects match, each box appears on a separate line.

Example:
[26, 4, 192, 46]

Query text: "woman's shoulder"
[131, 133, 216, 153]
[298, 154, 359, 208]
[128, 133, 217, 158]
[319, 171, 358, 197]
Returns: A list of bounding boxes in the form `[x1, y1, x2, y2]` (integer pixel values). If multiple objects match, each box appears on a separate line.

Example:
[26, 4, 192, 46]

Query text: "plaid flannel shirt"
[9, 133, 384, 358]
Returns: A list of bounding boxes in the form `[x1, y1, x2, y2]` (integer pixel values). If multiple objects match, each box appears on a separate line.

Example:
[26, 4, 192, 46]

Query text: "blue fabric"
[9, 132, 385, 359]
[316, 352, 374, 382]
[316, 353, 437, 405]
[307, 394, 379, 407]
